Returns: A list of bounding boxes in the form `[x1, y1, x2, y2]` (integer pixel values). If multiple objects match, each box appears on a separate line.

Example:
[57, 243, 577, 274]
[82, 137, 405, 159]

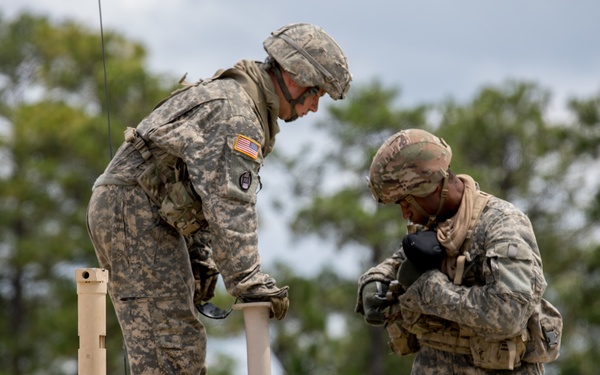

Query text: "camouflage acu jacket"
[356, 195, 547, 341]
[95, 60, 281, 297]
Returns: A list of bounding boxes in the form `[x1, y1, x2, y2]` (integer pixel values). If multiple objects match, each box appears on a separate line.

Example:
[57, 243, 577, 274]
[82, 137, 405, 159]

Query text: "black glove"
[398, 230, 444, 288]
[397, 259, 424, 289]
[402, 230, 444, 272]
[361, 281, 391, 326]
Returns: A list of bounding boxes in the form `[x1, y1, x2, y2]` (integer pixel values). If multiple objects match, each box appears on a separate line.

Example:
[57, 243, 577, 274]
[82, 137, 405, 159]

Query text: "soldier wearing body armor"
[86, 23, 351, 374]
[356, 129, 562, 374]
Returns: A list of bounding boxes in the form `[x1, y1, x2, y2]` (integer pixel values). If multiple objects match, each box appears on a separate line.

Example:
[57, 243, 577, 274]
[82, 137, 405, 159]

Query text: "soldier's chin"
[283, 114, 299, 123]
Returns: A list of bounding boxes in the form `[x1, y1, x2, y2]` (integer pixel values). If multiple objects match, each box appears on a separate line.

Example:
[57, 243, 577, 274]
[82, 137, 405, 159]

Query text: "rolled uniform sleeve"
[399, 199, 547, 340]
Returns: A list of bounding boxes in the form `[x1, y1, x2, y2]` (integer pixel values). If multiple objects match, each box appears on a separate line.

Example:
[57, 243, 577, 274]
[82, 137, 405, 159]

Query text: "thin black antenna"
[98, 2, 124, 373]
[98, 0, 113, 159]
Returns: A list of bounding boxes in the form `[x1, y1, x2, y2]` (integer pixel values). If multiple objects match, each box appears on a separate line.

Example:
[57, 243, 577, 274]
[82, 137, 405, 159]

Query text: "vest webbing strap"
[453, 191, 492, 285]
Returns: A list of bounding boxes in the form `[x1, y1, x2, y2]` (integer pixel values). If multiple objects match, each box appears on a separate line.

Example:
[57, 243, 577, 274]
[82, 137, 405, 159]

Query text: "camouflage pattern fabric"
[187, 228, 219, 303]
[399, 196, 546, 340]
[87, 184, 207, 374]
[410, 346, 544, 375]
[367, 129, 452, 204]
[86, 60, 286, 373]
[263, 23, 352, 100]
[356, 192, 548, 374]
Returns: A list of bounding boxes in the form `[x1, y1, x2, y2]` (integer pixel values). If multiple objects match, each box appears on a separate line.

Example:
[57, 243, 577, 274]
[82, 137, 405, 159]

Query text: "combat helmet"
[264, 23, 352, 100]
[367, 129, 452, 204]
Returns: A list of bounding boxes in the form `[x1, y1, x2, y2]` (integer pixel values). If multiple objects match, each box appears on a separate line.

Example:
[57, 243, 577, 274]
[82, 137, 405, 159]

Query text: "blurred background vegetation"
[1, 12, 599, 375]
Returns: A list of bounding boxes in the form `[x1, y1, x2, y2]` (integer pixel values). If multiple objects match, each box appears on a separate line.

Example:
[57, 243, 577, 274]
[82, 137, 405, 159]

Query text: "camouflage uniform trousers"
[411, 346, 544, 375]
[87, 184, 207, 375]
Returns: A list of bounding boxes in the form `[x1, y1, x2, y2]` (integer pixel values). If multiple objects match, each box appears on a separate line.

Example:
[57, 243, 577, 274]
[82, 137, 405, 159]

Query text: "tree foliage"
[0, 12, 172, 374]
[3, 9, 600, 375]
[275, 79, 600, 374]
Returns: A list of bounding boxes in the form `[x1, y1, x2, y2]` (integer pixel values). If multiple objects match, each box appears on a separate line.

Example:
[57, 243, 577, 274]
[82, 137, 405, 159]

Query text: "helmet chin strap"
[272, 64, 319, 122]
[404, 176, 449, 228]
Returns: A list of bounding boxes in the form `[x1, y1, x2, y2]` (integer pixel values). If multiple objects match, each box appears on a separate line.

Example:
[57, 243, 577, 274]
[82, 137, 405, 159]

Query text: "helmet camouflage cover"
[263, 23, 352, 100]
[368, 129, 452, 204]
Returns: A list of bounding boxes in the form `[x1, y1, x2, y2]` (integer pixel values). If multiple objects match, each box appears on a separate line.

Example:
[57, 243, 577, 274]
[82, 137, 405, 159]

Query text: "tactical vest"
[385, 191, 562, 370]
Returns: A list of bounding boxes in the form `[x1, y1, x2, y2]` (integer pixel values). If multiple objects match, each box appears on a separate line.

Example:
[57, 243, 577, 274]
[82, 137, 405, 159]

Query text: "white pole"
[76, 268, 109, 375]
[232, 302, 272, 375]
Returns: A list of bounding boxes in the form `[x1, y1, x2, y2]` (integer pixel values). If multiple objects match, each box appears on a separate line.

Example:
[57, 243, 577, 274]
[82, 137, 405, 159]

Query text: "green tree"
[435, 81, 600, 374]
[546, 90, 600, 375]
[0, 12, 172, 374]
[438, 84, 600, 375]
[275, 79, 600, 374]
[4, 10, 600, 375]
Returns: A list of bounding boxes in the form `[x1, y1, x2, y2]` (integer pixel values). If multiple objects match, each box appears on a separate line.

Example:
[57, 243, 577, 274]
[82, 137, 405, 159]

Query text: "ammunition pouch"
[158, 180, 205, 236]
[387, 321, 420, 356]
[469, 334, 526, 370]
[126, 127, 206, 236]
[385, 304, 420, 356]
[389, 309, 528, 370]
[388, 301, 561, 369]
[411, 319, 474, 357]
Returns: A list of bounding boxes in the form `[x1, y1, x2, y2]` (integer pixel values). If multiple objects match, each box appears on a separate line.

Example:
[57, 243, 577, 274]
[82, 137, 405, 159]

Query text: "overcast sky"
[6, 1, 600, 108]
[4, 1, 599, 372]
[5, 0, 600, 275]
[4, 0, 600, 275]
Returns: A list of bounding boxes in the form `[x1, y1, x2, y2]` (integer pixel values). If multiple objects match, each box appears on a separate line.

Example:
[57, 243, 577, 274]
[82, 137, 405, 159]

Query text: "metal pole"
[76, 268, 109, 375]
[232, 302, 272, 375]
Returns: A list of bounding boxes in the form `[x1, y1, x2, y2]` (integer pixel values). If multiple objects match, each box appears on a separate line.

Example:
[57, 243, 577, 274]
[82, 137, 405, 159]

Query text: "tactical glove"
[239, 282, 290, 320]
[187, 233, 219, 303]
[402, 230, 444, 272]
[192, 257, 219, 303]
[361, 281, 391, 326]
[398, 230, 444, 289]
[397, 259, 424, 289]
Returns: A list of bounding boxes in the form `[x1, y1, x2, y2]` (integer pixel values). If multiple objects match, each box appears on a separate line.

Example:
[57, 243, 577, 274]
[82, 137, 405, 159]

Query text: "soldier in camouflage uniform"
[86, 23, 351, 374]
[355, 129, 561, 374]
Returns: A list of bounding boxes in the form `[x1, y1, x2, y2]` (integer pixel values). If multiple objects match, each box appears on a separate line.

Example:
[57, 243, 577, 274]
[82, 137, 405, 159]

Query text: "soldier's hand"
[192, 257, 219, 303]
[397, 259, 424, 289]
[402, 230, 444, 272]
[239, 284, 290, 320]
[362, 281, 390, 326]
[268, 287, 289, 320]
[187, 237, 220, 303]
[187, 231, 220, 303]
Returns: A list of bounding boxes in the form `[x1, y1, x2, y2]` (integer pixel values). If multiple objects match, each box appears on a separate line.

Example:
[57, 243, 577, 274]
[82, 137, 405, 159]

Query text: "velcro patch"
[234, 134, 260, 160]
[239, 171, 252, 191]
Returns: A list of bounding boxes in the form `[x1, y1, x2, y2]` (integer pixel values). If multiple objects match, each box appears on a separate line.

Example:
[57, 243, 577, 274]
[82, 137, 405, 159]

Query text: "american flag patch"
[233, 134, 260, 159]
